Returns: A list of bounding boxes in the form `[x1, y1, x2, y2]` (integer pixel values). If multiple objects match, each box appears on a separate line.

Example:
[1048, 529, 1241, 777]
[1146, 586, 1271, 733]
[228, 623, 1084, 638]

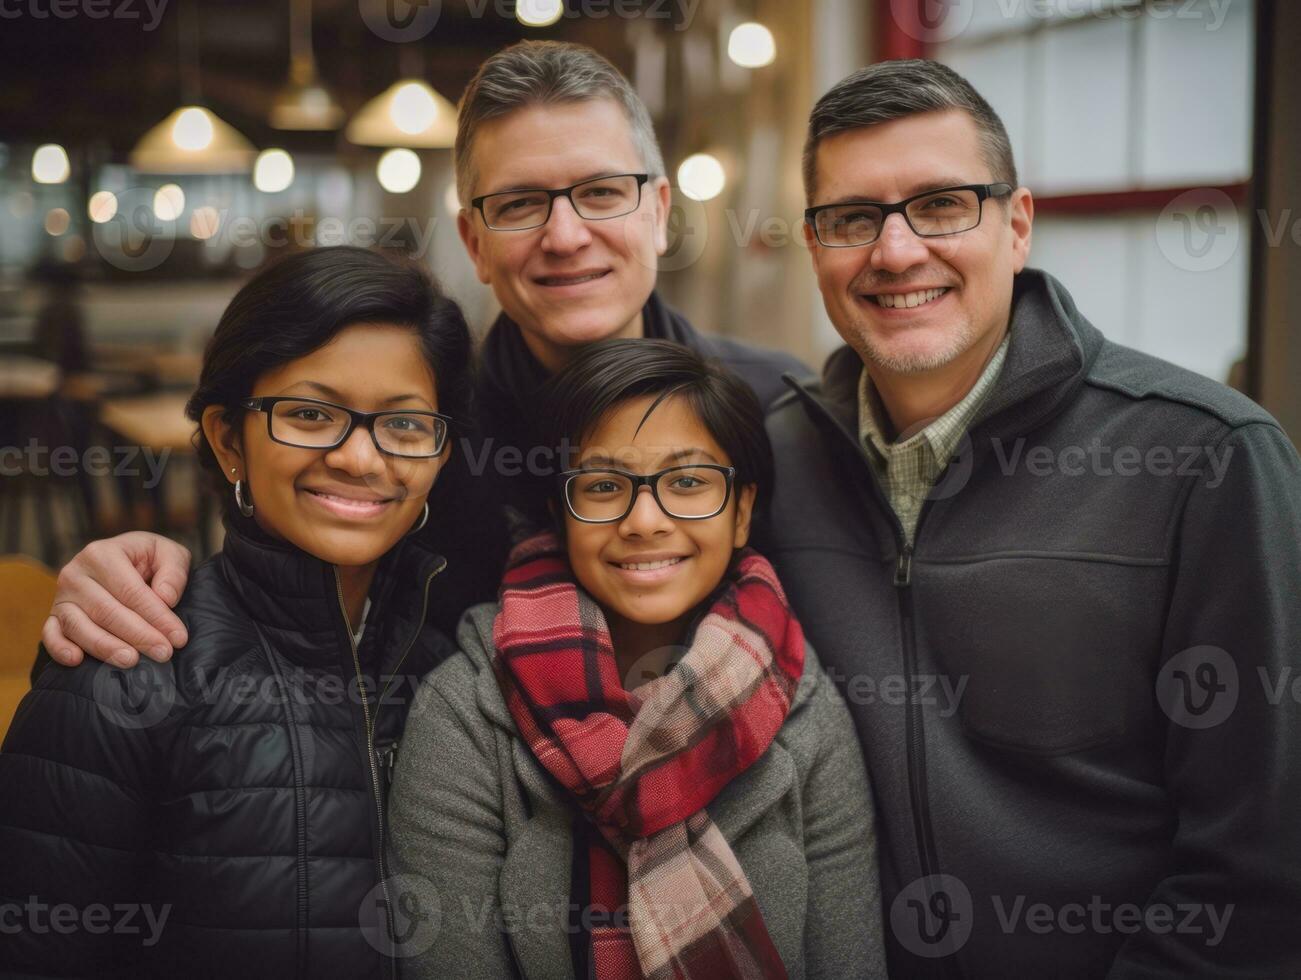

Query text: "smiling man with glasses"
[39, 41, 805, 661]
[763, 58, 1301, 979]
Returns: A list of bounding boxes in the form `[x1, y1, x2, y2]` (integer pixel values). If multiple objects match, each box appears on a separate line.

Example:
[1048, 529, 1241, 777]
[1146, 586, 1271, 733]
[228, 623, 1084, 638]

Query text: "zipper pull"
[377, 741, 398, 793]
[894, 545, 913, 587]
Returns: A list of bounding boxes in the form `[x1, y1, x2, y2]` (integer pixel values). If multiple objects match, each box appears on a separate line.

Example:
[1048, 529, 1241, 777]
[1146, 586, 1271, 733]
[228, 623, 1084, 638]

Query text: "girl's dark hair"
[537, 338, 775, 507]
[186, 246, 473, 511]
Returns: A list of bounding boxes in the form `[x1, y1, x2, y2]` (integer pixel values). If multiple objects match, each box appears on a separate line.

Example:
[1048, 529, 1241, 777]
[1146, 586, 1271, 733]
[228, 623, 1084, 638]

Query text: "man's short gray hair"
[454, 41, 665, 207]
[802, 59, 1018, 204]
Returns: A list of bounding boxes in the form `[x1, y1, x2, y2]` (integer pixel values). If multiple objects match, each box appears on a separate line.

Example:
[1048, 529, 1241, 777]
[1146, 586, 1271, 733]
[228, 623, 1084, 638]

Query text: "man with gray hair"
[37, 40, 805, 653]
[764, 58, 1301, 977]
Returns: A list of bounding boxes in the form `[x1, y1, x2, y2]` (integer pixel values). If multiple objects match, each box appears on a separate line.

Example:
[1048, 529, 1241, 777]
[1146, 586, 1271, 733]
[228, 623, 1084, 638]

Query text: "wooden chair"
[0, 555, 57, 741]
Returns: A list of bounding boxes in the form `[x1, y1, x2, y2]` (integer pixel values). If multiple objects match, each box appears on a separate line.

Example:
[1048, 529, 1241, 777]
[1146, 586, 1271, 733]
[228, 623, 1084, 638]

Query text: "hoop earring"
[234, 479, 254, 517]
[407, 502, 429, 535]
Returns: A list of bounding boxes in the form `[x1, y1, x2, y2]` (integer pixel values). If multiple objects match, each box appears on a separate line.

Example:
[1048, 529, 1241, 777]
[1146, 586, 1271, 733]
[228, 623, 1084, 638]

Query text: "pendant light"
[345, 44, 454, 149]
[270, 0, 344, 130]
[129, 1, 255, 174]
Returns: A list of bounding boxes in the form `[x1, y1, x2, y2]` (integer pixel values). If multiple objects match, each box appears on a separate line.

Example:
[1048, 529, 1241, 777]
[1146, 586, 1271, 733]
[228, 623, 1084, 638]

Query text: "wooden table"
[100, 393, 214, 554]
[0, 356, 60, 399]
[100, 392, 197, 454]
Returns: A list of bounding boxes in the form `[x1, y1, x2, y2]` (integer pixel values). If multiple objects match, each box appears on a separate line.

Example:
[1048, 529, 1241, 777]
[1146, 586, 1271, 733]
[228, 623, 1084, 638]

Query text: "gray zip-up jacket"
[386, 602, 887, 979]
[760, 268, 1301, 979]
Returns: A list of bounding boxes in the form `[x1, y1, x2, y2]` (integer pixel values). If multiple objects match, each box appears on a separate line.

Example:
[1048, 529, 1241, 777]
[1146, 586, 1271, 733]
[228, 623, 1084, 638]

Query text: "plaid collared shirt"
[858, 333, 1010, 544]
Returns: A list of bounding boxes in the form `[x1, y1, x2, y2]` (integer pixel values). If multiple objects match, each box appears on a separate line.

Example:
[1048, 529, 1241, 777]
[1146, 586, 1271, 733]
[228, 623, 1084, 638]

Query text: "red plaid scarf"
[492, 531, 804, 980]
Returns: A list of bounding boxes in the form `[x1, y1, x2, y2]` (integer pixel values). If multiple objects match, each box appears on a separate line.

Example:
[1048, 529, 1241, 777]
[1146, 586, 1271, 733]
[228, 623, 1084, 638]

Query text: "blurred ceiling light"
[443, 182, 461, 214]
[88, 191, 119, 223]
[190, 206, 221, 240]
[391, 82, 439, 134]
[517, 0, 563, 27]
[173, 107, 214, 151]
[377, 149, 421, 194]
[271, 0, 344, 129]
[271, 73, 345, 130]
[32, 144, 71, 184]
[677, 153, 726, 202]
[130, 106, 256, 174]
[254, 149, 296, 193]
[346, 80, 455, 148]
[727, 22, 776, 68]
[44, 208, 71, 236]
[153, 183, 186, 221]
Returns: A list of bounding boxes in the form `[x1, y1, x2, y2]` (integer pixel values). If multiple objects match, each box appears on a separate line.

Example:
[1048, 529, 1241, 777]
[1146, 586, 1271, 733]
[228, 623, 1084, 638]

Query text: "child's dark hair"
[536, 338, 775, 508]
[185, 246, 473, 511]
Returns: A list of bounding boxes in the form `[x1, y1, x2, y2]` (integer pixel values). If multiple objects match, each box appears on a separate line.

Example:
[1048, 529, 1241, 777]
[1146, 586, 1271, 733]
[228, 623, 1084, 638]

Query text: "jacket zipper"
[788, 379, 962, 978]
[334, 560, 444, 971]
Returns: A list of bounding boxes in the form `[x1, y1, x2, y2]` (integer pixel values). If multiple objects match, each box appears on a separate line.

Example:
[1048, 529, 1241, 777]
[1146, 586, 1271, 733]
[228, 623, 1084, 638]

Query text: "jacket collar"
[218, 513, 445, 670]
[478, 289, 702, 399]
[791, 268, 1104, 452]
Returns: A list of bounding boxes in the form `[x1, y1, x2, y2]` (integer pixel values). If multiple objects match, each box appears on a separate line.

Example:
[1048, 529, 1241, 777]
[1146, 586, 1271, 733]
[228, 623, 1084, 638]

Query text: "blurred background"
[0, 0, 1295, 579]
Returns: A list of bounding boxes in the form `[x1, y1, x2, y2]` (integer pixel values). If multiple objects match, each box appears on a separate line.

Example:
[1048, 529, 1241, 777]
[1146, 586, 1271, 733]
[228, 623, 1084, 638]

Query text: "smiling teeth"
[872, 287, 949, 308]
[618, 558, 683, 571]
[543, 272, 604, 285]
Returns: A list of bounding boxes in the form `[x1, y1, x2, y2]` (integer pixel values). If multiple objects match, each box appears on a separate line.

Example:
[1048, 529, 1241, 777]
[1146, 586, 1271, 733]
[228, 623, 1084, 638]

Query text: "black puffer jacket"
[0, 515, 455, 979]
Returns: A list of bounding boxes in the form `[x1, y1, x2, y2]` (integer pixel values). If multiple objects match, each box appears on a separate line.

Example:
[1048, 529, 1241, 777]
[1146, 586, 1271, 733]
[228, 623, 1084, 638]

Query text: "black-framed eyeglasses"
[471, 173, 650, 231]
[559, 464, 736, 524]
[804, 182, 1014, 247]
[241, 396, 452, 459]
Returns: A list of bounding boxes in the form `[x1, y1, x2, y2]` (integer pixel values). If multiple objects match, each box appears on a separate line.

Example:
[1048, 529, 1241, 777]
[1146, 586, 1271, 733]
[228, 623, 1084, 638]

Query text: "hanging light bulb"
[677, 153, 726, 202]
[377, 149, 421, 194]
[254, 149, 295, 193]
[172, 107, 215, 151]
[727, 22, 776, 68]
[32, 144, 71, 184]
[346, 80, 456, 148]
[517, 0, 563, 27]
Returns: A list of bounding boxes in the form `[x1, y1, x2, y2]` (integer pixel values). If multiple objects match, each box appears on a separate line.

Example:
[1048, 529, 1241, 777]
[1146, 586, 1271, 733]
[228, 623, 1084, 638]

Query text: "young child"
[389, 338, 885, 980]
